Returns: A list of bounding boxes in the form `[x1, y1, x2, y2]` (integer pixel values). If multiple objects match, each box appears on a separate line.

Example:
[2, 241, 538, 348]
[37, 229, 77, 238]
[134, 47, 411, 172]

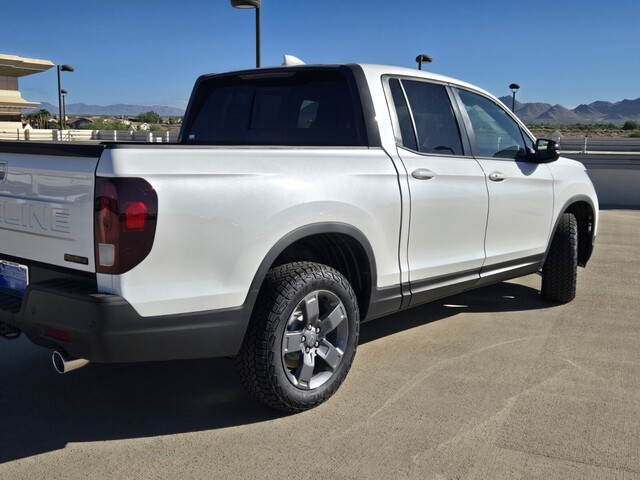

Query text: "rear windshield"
[183, 69, 366, 146]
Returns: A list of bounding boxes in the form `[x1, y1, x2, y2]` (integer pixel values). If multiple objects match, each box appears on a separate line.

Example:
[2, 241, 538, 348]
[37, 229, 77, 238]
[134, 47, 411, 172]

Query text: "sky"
[3, 0, 639, 111]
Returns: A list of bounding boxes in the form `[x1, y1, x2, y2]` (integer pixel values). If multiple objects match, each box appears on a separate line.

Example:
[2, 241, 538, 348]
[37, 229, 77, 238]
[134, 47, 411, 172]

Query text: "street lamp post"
[230, 0, 261, 68]
[509, 83, 520, 113]
[57, 64, 74, 132]
[415, 53, 432, 71]
[60, 89, 68, 129]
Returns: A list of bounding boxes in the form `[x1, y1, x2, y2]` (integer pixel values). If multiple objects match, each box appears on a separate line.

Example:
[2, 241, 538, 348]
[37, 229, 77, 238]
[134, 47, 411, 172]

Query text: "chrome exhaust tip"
[52, 350, 90, 374]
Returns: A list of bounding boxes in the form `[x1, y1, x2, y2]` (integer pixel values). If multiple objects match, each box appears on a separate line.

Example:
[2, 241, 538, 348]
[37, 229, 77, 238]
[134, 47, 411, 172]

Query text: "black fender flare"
[241, 222, 381, 322]
[542, 194, 597, 268]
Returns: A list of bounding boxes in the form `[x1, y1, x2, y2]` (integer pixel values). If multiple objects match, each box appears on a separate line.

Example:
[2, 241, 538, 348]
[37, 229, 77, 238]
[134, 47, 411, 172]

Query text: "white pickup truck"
[0, 64, 598, 411]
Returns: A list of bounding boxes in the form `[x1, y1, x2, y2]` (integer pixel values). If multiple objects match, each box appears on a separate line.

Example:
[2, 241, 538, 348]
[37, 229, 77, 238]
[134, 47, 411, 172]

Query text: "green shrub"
[622, 121, 640, 130]
[78, 120, 129, 131]
[136, 111, 162, 124]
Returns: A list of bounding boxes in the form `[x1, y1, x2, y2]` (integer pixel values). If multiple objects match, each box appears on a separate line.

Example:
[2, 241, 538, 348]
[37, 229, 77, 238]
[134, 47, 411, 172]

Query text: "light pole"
[415, 54, 432, 71]
[57, 64, 74, 131]
[509, 83, 520, 113]
[230, 0, 261, 68]
[60, 89, 68, 129]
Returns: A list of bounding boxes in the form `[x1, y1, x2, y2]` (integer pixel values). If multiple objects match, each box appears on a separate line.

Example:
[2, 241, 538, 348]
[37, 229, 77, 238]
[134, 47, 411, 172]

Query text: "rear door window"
[390, 79, 464, 156]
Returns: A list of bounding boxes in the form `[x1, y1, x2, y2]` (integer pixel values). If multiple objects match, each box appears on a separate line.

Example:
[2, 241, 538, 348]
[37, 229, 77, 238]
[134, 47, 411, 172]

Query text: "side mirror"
[534, 138, 560, 163]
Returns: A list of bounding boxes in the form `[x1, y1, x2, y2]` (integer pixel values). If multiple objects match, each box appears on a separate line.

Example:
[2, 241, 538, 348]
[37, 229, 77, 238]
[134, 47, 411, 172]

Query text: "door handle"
[488, 171, 506, 182]
[411, 168, 436, 180]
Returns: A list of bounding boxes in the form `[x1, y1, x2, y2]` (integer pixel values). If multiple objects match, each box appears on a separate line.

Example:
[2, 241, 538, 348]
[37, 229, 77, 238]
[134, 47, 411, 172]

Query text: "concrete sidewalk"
[0, 210, 638, 479]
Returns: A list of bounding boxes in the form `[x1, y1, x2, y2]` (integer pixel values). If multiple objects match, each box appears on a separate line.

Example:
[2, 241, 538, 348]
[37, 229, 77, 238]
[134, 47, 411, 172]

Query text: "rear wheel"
[542, 212, 578, 303]
[235, 262, 359, 412]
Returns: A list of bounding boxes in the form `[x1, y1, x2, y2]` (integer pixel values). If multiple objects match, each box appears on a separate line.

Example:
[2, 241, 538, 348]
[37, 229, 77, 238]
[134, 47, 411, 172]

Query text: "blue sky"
[3, 0, 639, 110]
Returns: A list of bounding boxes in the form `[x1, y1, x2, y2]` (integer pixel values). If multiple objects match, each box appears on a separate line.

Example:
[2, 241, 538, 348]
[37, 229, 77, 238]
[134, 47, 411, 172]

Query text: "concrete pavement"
[0, 210, 638, 479]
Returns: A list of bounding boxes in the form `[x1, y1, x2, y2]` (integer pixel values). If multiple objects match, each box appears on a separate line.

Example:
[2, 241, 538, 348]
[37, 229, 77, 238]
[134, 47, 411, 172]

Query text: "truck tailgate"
[0, 142, 105, 274]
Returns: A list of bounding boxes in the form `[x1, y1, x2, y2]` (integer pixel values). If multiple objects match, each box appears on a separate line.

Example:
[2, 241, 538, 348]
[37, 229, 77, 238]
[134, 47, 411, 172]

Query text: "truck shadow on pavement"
[0, 280, 551, 463]
[360, 279, 552, 345]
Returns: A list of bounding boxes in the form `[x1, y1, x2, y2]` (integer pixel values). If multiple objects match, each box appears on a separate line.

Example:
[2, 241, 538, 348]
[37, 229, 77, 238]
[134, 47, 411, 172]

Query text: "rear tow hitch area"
[0, 323, 20, 340]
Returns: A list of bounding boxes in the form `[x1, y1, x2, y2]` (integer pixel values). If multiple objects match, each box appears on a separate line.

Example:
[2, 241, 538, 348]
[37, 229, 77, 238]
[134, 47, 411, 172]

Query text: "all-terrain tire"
[541, 212, 578, 303]
[235, 262, 359, 412]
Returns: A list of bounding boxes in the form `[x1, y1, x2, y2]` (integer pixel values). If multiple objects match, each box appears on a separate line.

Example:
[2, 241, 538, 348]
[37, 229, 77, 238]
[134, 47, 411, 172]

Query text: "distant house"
[0, 53, 54, 130]
[69, 117, 93, 129]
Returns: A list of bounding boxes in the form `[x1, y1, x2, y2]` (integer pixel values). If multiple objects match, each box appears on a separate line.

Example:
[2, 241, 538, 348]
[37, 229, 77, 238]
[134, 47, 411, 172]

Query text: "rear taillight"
[94, 177, 158, 274]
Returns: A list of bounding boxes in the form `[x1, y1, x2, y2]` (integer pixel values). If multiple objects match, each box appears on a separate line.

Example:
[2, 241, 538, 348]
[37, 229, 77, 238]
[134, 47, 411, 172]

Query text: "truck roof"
[197, 63, 497, 105]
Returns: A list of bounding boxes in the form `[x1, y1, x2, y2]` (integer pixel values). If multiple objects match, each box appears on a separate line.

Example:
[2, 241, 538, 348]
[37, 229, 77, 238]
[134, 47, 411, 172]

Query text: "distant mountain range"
[24, 102, 184, 117]
[23, 96, 640, 124]
[498, 96, 640, 124]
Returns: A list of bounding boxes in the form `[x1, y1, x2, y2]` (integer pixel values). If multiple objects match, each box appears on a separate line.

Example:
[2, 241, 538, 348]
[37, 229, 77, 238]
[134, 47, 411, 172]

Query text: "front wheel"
[541, 212, 578, 303]
[235, 262, 359, 412]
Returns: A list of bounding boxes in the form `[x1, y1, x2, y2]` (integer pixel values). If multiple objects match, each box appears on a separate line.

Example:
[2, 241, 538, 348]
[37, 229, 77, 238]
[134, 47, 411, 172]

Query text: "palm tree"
[24, 109, 52, 129]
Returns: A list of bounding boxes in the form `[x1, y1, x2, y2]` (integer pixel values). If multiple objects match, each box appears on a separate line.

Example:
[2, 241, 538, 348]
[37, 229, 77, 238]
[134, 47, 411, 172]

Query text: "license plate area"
[0, 260, 29, 297]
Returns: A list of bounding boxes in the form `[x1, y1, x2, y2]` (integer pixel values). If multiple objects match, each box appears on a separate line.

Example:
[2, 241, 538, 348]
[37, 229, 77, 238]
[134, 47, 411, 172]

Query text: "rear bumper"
[0, 279, 249, 363]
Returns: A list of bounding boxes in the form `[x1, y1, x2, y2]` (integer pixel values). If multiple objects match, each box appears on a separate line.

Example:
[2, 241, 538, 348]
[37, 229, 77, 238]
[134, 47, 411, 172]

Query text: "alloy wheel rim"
[281, 290, 349, 390]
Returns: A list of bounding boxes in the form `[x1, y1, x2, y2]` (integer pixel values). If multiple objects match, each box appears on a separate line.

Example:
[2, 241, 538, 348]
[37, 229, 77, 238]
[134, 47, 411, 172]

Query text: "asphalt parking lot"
[0, 209, 638, 480]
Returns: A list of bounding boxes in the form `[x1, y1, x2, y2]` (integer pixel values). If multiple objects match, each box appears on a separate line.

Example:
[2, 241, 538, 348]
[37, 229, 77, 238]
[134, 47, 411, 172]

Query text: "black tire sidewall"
[542, 212, 578, 302]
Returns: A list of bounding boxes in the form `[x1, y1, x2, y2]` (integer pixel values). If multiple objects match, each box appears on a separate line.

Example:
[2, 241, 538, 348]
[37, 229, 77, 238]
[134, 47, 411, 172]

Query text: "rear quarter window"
[184, 70, 366, 146]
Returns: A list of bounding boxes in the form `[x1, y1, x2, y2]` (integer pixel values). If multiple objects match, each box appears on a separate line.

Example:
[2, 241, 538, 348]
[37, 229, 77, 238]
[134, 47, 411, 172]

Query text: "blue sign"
[0, 261, 29, 295]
